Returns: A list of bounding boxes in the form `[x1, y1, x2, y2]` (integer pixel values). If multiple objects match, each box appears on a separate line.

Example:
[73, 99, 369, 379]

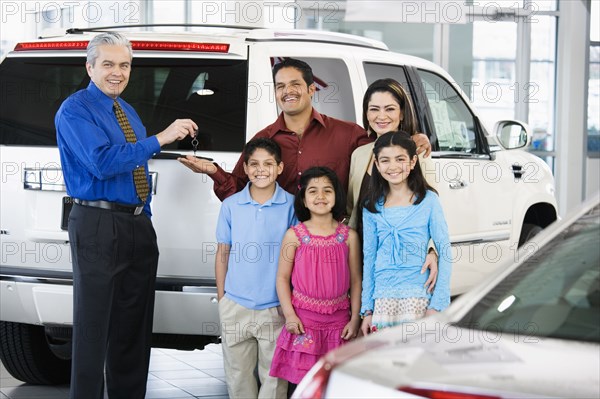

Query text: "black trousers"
[68, 204, 159, 399]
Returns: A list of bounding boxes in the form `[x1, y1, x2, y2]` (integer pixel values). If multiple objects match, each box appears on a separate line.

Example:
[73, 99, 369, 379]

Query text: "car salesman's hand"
[156, 119, 198, 146]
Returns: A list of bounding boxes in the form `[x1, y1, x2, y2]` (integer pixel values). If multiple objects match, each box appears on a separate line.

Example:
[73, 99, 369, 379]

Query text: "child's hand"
[341, 317, 361, 340]
[425, 308, 438, 317]
[284, 314, 305, 335]
[360, 315, 373, 336]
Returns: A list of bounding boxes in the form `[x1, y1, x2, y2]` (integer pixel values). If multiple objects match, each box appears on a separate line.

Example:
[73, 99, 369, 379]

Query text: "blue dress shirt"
[55, 82, 161, 216]
[361, 190, 452, 312]
[216, 182, 297, 310]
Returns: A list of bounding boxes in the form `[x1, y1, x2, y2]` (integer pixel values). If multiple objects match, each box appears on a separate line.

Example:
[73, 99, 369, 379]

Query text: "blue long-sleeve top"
[361, 190, 452, 313]
[55, 82, 161, 216]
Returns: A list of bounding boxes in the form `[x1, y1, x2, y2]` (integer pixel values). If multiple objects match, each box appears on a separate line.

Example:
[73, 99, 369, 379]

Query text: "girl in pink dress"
[269, 166, 362, 385]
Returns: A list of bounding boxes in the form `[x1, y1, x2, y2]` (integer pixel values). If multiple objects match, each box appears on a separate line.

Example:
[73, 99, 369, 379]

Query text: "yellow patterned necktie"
[113, 100, 149, 203]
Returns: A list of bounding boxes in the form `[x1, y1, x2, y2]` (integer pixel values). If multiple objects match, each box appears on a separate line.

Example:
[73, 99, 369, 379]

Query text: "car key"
[191, 131, 199, 157]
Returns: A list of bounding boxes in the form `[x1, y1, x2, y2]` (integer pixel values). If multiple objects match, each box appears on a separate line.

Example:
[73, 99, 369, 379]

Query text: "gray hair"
[86, 32, 132, 66]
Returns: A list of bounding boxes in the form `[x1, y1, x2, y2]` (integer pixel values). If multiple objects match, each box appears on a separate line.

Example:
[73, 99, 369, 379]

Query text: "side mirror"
[494, 120, 531, 150]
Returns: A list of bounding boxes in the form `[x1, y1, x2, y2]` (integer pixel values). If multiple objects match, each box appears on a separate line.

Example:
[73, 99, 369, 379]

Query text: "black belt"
[73, 199, 144, 216]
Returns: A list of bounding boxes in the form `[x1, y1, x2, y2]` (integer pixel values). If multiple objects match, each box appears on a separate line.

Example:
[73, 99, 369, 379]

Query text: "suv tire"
[0, 321, 71, 385]
[518, 223, 543, 246]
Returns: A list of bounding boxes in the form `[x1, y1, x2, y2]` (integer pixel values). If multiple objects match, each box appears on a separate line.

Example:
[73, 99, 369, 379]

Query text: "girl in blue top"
[360, 131, 451, 334]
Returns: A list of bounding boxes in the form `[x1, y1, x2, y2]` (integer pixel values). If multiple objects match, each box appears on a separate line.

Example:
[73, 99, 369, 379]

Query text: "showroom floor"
[0, 344, 229, 399]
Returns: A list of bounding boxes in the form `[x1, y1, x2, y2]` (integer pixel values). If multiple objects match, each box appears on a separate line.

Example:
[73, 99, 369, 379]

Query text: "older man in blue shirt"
[55, 32, 197, 399]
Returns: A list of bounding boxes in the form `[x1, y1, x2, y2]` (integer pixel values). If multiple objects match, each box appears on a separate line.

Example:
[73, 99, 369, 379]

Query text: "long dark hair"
[362, 78, 417, 136]
[295, 167, 346, 222]
[363, 131, 436, 213]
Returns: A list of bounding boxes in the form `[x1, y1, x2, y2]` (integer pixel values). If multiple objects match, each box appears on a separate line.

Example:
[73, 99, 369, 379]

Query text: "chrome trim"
[451, 235, 510, 246]
[0, 267, 217, 290]
[0, 275, 73, 285]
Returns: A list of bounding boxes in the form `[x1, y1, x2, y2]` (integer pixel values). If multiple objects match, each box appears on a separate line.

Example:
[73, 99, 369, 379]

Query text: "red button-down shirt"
[211, 109, 373, 201]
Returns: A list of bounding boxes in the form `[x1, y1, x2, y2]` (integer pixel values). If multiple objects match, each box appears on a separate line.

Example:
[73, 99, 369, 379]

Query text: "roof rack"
[66, 24, 260, 35]
[245, 29, 388, 50]
[63, 24, 388, 51]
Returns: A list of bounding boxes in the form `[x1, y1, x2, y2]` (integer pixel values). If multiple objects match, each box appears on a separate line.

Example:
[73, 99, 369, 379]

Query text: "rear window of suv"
[0, 56, 248, 152]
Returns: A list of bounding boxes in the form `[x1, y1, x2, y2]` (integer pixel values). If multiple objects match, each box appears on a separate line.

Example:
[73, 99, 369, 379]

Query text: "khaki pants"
[218, 296, 288, 399]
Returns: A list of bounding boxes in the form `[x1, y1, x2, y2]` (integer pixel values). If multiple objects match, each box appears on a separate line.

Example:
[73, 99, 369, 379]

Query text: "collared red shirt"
[216, 182, 297, 310]
[55, 82, 161, 216]
[211, 108, 373, 201]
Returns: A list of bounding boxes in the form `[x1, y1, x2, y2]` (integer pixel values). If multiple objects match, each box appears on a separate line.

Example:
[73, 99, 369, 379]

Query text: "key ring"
[191, 135, 199, 155]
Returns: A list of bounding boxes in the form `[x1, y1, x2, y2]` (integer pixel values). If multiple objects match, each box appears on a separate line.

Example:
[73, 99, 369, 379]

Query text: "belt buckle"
[133, 206, 144, 216]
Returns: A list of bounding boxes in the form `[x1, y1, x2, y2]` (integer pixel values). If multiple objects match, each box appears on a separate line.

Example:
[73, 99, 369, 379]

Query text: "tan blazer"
[346, 143, 374, 229]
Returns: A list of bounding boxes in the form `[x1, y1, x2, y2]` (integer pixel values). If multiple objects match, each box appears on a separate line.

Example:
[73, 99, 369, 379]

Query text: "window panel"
[588, 44, 600, 154]
[417, 70, 479, 154]
[529, 16, 557, 152]
[457, 218, 600, 342]
[295, 7, 436, 62]
[151, 0, 185, 27]
[0, 57, 248, 152]
[364, 62, 411, 90]
[465, 0, 556, 12]
[471, 21, 518, 128]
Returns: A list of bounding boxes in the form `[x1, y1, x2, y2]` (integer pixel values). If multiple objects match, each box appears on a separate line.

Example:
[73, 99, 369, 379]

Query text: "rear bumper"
[0, 268, 220, 336]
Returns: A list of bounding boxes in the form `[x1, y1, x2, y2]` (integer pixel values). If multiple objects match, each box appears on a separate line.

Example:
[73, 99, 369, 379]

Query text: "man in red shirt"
[179, 58, 372, 201]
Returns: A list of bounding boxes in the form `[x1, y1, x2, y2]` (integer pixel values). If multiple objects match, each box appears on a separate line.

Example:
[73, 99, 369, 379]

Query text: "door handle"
[449, 180, 468, 189]
[149, 172, 157, 195]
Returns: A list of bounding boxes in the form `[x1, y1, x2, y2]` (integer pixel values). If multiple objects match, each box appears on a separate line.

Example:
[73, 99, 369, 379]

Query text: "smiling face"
[367, 91, 403, 137]
[375, 145, 417, 187]
[243, 148, 283, 189]
[86, 44, 131, 99]
[303, 176, 336, 217]
[274, 66, 316, 117]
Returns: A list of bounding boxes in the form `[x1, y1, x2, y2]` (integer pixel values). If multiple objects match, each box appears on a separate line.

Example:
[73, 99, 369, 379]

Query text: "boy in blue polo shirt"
[215, 137, 295, 399]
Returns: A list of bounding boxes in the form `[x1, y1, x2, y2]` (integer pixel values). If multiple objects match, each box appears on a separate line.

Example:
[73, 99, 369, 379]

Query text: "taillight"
[14, 41, 88, 50]
[398, 386, 502, 399]
[292, 359, 333, 399]
[14, 41, 230, 53]
[131, 41, 229, 52]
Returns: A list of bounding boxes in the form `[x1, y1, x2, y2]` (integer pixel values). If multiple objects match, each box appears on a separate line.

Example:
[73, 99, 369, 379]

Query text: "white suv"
[0, 26, 557, 385]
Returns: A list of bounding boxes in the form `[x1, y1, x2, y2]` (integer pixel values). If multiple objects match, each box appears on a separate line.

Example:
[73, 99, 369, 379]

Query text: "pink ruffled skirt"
[269, 307, 349, 384]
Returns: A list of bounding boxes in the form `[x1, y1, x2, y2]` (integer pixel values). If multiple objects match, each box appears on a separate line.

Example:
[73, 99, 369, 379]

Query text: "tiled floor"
[0, 344, 229, 399]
